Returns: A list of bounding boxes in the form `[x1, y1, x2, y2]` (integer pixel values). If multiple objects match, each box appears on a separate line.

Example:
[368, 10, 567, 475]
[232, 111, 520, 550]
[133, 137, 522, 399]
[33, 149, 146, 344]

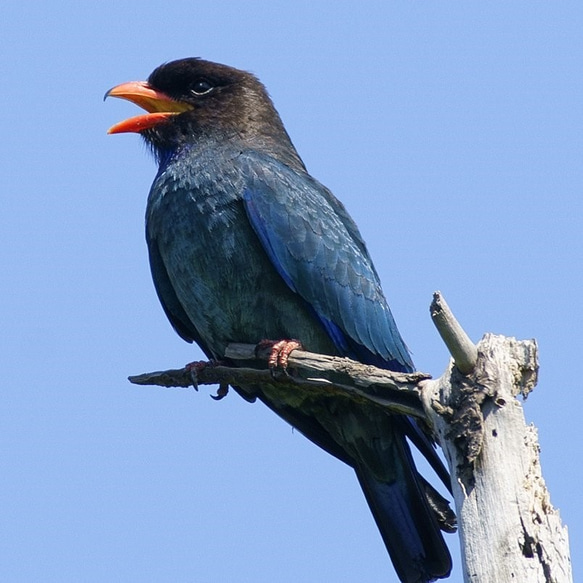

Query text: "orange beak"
[105, 81, 193, 134]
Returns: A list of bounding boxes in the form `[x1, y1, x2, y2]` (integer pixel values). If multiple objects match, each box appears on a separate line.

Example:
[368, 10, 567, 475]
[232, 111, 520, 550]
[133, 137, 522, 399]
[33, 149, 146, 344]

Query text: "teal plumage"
[107, 58, 452, 582]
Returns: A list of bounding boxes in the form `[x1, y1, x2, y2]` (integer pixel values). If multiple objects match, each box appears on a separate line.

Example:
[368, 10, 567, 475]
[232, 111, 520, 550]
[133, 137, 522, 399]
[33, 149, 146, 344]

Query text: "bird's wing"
[240, 153, 413, 372]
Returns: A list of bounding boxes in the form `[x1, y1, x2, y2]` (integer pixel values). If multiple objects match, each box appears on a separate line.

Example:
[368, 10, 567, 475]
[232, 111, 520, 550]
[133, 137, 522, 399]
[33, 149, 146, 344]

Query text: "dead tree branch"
[130, 343, 431, 418]
[430, 291, 478, 374]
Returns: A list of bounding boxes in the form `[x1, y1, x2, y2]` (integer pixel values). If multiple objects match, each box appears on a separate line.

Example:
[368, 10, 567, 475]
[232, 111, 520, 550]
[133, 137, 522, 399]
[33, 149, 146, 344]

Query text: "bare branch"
[430, 291, 478, 374]
[129, 345, 431, 419]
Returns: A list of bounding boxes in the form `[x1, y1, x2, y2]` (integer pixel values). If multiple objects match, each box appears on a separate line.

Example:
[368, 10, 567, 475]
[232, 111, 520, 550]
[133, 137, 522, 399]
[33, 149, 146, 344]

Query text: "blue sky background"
[1, 2, 581, 581]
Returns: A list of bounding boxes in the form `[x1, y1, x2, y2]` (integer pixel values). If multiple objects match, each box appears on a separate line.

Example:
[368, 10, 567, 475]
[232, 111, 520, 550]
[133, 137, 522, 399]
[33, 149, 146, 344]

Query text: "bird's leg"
[256, 339, 303, 372]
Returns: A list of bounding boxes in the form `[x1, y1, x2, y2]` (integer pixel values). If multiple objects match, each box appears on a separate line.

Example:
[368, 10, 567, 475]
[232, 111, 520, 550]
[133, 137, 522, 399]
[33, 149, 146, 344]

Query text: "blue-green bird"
[107, 58, 453, 583]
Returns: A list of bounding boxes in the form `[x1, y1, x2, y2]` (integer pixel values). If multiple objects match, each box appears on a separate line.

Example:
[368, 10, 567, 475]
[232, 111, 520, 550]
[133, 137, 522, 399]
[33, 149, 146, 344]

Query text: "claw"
[210, 384, 230, 401]
[185, 360, 210, 390]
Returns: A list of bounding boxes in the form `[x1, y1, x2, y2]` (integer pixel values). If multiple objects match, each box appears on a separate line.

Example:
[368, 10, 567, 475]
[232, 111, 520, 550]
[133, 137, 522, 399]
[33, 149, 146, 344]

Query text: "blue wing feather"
[240, 152, 413, 372]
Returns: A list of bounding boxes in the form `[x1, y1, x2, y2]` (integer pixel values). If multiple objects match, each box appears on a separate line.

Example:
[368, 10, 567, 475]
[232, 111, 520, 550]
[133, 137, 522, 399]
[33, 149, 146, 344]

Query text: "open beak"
[105, 81, 193, 134]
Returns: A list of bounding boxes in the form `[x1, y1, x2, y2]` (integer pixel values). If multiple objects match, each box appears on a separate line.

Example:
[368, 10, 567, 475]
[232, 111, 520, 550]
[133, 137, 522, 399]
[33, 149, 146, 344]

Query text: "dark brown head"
[106, 58, 303, 168]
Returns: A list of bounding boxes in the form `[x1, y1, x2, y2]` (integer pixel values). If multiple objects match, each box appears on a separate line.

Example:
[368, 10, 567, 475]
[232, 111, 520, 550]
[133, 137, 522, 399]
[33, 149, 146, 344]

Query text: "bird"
[106, 58, 453, 582]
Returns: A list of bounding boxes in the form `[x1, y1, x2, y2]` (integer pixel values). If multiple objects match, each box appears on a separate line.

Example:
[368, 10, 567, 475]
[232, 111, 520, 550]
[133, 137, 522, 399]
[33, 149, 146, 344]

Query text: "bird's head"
[106, 58, 302, 167]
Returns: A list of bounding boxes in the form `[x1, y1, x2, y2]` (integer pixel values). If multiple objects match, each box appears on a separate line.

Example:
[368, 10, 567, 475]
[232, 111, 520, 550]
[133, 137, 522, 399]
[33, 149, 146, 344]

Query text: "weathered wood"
[430, 291, 478, 374]
[420, 334, 572, 582]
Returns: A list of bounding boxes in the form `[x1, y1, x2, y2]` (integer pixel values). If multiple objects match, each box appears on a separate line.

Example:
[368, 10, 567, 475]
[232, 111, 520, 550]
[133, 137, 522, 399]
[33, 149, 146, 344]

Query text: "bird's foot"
[256, 339, 303, 373]
[185, 360, 226, 396]
[185, 360, 208, 390]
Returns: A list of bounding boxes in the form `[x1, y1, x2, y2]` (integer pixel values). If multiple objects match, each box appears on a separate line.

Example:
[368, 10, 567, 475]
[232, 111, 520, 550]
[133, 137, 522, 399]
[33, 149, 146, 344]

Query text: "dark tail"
[355, 438, 452, 583]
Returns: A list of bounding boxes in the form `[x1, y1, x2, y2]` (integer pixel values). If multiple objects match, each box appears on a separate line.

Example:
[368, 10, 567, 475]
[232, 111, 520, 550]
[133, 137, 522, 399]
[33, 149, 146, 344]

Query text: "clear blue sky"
[1, 2, 581, 581]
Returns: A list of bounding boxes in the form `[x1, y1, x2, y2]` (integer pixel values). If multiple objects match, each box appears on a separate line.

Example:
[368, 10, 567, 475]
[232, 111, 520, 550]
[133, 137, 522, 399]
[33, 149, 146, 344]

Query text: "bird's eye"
[190, 80, 214, 96]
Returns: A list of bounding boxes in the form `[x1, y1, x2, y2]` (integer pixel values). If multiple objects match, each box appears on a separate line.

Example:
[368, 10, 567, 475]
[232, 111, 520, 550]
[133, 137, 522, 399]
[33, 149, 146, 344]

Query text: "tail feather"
[355, 440, 452, 583]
